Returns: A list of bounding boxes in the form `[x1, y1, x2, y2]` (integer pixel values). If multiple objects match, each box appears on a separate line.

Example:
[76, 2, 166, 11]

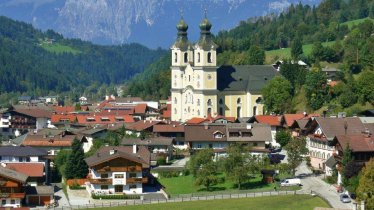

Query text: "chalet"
[321, 67, 341, 81]
[21, 129, 86, 156]
[0, 167, 28, 208]
[70, 128, 108, 153]
[17, 96, 32, 105]
[247, 115, 282, 146]
[0, 146, 48, 186]
[153, 123, 185, 149]
[125, 120, 164, 137]
[121, 137, 173, 164]
[304, 117, 365, 174]
[85, 145, 150, 195]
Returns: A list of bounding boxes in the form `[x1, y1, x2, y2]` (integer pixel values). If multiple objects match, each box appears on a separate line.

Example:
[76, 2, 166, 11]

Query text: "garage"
[26, 186, 54, 206]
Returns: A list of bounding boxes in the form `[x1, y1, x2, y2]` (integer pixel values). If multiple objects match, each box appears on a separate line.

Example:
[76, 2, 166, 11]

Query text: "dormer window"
[213, 130, 224, 139]
[87, 117, 95, 122]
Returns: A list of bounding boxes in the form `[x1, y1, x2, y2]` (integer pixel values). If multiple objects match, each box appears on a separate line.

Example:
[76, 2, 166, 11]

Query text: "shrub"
[159, 171, 180, 178]
[156, 156, 167, 166]
[92, 194, 140, 199]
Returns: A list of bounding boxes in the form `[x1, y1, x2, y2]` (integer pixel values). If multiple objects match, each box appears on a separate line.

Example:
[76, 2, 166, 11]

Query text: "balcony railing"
[126, 177, 148, 184]
[0, 192, 25, 198]
[88, 178, 112, 185]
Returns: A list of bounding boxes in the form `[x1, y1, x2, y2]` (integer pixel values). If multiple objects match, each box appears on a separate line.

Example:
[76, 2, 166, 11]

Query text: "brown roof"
[309, 117, 365, 140]
[134, 104, 147, 114]
[12, 108, 52, 118]
[335, 134, 374, 152]
[85, 146, 150, 168]
[153, 124, 184, 133]
[185, 124, 227, 142]
[126, 120, 163, 132]
[22, 133, 78, 147]
[52, 106, 75, 114]
[0, 166, 28, 183]
[122, 137, 173, 146]
[292, 119, 309, 129]
[5, 163, 44, 177]
[226, 123, 272, 142]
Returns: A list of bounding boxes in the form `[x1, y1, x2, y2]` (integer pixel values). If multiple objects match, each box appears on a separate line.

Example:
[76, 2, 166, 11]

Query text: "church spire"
[172, 11, 191, 51]
[196, 10, 217, 50]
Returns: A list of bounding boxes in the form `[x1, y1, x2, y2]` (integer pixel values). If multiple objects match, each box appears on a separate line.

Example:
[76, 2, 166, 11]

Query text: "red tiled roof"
[255, 115, 282, 126]
[5, 163, 44, 177]
[51, 114, 77, 123]
[185, 117, 210, 125]
[53, 106, 75, 114]
[97, 109, 134, 115]
[134, 104, 147, 114]
[76, 115, 135, 125]
[162, 104, 171, 119]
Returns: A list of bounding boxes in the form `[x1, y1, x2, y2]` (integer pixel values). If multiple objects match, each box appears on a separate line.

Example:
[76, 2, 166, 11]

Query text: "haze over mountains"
[0, 0, 320, 48]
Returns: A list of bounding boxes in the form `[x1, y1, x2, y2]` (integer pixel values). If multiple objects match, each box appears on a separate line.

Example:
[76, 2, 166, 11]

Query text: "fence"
[32, 190, 310, 210]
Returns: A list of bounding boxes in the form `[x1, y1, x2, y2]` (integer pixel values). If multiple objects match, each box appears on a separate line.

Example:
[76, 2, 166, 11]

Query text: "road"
[296, 161, 354, 210]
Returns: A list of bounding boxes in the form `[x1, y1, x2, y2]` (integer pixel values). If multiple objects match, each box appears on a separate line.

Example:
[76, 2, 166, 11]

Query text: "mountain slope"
[0, 0, 320, 48]
[0, 16, 166, 95]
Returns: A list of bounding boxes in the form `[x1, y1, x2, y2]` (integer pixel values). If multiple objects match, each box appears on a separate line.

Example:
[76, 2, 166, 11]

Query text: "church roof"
[217, 65, 278, 94]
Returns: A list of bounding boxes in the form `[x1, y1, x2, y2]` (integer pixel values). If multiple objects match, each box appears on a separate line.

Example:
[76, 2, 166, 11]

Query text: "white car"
[340, 194, 351, 203]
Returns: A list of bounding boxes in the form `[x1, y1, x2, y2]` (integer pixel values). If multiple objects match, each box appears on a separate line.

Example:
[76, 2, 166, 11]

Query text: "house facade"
[85, 146, 150, 195]
[0, 167, 28, 208]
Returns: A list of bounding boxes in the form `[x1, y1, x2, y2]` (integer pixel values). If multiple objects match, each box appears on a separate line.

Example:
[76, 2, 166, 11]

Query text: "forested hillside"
[0, 16, 166, 104]
[125, 0, 374, 115]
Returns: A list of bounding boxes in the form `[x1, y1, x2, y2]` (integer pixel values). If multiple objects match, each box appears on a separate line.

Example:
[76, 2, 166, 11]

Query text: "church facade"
[171, 17, 278, 122]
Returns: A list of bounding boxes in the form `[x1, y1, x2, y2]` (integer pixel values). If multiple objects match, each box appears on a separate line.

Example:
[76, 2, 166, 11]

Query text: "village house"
[304, 117, 365, 175]
[0, 146, 49, 185]
[85, 145, 150, 195]
[0, 167, 28, 208]
[247, 115, 282, 147]
[153, 123, 185, 150]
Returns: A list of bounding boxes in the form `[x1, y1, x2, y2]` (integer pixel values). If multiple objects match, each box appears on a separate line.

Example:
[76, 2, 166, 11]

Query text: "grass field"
[158, 174, 298, 196]
[265, 41, 335, 63]
[341, 17, 374, 29]
[40, 42, 81, 54]
[93, 195, 330, 210]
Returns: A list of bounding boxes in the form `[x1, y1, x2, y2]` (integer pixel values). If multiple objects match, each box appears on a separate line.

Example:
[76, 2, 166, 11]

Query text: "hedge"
[91, 194, 140, 200]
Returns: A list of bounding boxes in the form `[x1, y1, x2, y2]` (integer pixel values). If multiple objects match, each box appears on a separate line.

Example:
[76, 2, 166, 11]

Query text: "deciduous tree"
[356, 158, 374, 210]
[285, 137, 308, 176]
[262, 76, 293, 114]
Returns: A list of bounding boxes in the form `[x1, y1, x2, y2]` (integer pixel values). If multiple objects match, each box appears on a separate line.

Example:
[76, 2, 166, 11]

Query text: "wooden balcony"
[96, 166, 142, 173]
[88, 178, 112, 185]
[126, 177, 148, 184]
[0, 192, 25, 199]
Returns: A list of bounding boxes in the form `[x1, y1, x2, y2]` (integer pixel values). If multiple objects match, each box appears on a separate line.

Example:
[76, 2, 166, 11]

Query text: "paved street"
[170, 157, 190, 167]
[296, 161, 354, 210]
[53, 183, 71, 208]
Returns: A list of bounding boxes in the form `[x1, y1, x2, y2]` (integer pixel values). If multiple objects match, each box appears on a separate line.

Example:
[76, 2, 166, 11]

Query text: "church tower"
[170, 17, 193, 121]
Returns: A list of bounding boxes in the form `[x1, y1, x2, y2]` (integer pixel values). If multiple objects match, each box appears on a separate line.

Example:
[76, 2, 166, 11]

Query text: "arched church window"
[253, 106, 257, 116]
[197, 99, 200, 106]
[174, 97, 177, 104]
[207, 99, 212, 106]
[237, 106, 241, 118]
[237, 98, 241, 105]
[207, 52, 212, 63]
[174, 108, 177, 114]
[197, 52, 201, 63]
[197, 110, 200, 115]
[184, 52, 188, 63]
[174, 52, 177, 63]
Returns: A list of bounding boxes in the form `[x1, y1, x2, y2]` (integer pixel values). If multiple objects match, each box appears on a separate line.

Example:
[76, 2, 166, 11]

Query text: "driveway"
[53, 183, 71, 208]
[171, 157, 190, 167]
[296, 161, 353, 210]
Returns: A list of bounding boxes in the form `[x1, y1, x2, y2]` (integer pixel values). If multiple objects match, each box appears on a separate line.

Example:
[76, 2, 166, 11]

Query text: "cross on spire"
[179, 8, 184, 19]
[204, 8, 208, 18]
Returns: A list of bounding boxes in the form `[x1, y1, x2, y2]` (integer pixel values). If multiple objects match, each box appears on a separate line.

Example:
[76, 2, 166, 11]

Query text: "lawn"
[265, 41, 335, 63]
[93, 195, 330, 210]
[158, 174, 299, 196]
[40, 42, 81, 54]
[341, 17, 374, 29]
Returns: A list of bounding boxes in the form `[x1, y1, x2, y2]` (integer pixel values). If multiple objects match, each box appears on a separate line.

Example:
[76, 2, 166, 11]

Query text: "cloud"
[268, 0, 290, 11]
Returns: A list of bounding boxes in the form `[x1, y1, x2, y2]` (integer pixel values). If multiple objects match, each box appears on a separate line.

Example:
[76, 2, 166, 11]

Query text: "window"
[207, 108, 212, 116]
[237, 98, 241, 105]
[197, 144, 202, 149]
[174, 97, 177, 104]
[237, 106, 241, 118]
[129, 173, 137, 178]
[10, 200, 15, 204]
[209, 144, 213, 148]
[253, 106, 257, 116]
[115, 185, 123, 193]
[207, 99, 212, 106]
[219, 99, 223, 105]
[101, 173, 108, 178]
[207, 74, 212, 80]
[253, 143, 258, 147]
[189, 75, 191, 82]
[114, 174, 124, 179]
[174, 108, 177, 114]
[207, 52, 212, 63]
[2, 200, 6, 205]
[197, 99, 200, 106]
[174, 52, 177, 63]
[197, 110, 200, 115]
[101, 185, 108, 190]
[129, 184, 137, 189]
[184, 52, 188, 63]
[219, 107, 223, 116]
[197, 52, 200, 62]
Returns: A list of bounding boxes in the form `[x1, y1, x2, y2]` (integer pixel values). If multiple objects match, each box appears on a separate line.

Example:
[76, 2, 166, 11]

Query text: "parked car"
[340, 194, 351, 203]
[349, 193, 356, 199]
[280, 178, 301, 187]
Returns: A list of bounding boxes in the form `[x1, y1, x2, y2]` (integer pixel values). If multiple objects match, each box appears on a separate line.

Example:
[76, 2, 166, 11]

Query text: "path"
[296, 161, 353, 210]
[53, 183, 71, 208]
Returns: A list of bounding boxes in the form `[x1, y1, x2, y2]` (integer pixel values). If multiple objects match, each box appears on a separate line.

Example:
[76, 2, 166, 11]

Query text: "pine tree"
[291, 37, 303, 61]
[64, 139, 88, 179]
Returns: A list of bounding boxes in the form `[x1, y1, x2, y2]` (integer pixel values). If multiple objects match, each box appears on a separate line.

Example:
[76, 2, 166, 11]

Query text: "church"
[170, 16, 278, 122]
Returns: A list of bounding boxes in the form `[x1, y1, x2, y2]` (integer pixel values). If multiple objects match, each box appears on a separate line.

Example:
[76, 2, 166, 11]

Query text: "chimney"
[109, 148, 116, 155]
[133, 144, 137, 154]
[204, 123, 209, 130]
